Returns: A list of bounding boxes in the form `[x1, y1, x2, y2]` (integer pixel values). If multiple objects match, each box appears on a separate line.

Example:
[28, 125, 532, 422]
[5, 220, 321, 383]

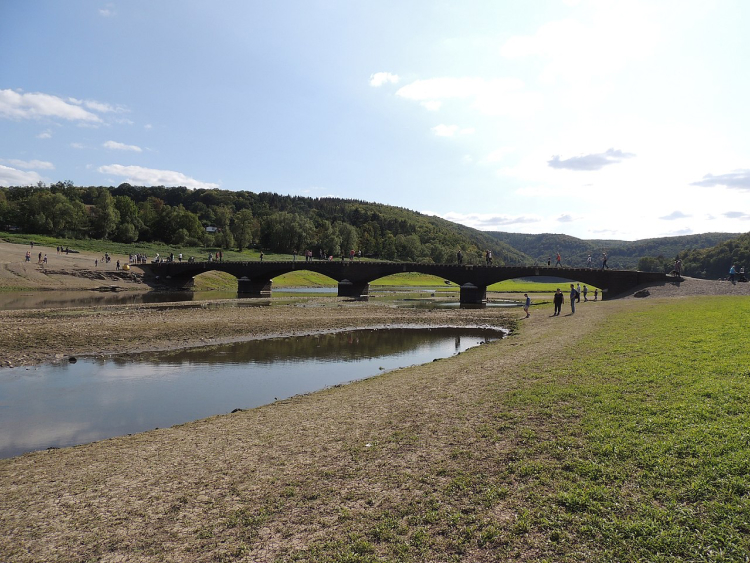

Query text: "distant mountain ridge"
[487, 231, 738, 270]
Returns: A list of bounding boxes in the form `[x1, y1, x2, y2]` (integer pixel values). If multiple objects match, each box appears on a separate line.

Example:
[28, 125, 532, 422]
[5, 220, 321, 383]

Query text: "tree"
[317, 220, 341, 257]
[337, 222, 359, 255]
[231, 209, 258, 250]
[262, 212, 314, 253]
[90, 189, 120, 239]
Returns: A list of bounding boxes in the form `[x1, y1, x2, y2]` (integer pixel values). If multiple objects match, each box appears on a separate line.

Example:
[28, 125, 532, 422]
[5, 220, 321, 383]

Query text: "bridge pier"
[337, 279, 370, 299]
[237, 277, 272, 297]
[459, 283, 486, 305]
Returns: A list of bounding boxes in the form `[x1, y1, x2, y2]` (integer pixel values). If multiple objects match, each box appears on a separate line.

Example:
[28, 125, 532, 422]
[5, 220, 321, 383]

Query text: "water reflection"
[0, 327, 504, 459]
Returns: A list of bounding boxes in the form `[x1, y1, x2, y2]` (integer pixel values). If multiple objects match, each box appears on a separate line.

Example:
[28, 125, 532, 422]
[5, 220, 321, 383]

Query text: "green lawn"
[478, 297, 750, 561]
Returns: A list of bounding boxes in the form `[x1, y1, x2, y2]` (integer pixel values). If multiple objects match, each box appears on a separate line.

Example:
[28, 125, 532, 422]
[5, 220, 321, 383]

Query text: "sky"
[2, 0, 750, 241]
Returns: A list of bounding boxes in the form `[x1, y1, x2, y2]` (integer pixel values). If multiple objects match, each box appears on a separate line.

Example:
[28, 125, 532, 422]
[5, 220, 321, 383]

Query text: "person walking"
[570, 284, 577, 314]
[729, 264, 736, 283]
[523, 293, 531, 318]
[587, 254, 592, 268]
[601, 252, 609, 269]
[553, 288, 564, 316]
[583, 285, 589, 301]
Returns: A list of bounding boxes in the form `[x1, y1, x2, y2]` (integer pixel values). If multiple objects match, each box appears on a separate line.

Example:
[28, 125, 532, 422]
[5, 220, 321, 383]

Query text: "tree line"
[0, 182, 525, 266]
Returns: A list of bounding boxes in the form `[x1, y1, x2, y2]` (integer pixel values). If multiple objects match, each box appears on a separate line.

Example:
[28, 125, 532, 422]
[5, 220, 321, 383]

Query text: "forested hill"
[488, 231, 738, 270]
[0, 183, 528, 266]
[675, 232, 750, 279]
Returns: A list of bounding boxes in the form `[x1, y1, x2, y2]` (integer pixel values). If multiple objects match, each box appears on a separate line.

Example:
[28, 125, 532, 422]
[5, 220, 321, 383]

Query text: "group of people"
[524, 283, 599, 318]
[25, 250, 47, 264]
[728, 264, 746, 283]
[549, 252, 609, 269]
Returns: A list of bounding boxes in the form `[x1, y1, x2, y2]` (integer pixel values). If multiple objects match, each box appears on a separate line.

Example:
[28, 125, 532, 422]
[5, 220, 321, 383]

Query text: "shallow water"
[0, 326, 505, 459]
[0, 287, 523, 311]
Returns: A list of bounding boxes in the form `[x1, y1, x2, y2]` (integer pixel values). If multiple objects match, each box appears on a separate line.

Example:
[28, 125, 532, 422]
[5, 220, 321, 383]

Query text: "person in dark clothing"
[553, 288, 564, 316]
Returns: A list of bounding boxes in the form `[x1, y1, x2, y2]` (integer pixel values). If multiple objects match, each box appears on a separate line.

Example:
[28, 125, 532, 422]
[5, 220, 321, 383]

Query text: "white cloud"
[37, 130, 52, 139]
[103, 140, 142, 152]
[396, 77, 540, 117]
[70, 143, 86, 149]
[3, 159, 54, 170]
[515, 186, 561, 197]
[369, 72, 400, 87]
[97, 164, 219, 189]
[500, 9, 660, 85]
[0, 165, 44, 187]
[432, 124, 459, 137]
[485, 147, 514, 163]
[70, 99, 125, 114]
[431, 124, 474, 137]
[0, 89, 102, 123]
[428, 210, 542, 230]
[660, 210, 691, 220]
[420, 100, 442, 111]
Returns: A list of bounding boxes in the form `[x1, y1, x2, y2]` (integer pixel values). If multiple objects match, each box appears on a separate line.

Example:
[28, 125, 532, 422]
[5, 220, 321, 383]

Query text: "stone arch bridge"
[137, 260, 678, 304]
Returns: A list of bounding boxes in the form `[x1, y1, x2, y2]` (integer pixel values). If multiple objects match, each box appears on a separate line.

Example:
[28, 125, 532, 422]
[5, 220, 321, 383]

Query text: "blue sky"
[2, 1, 750, 241]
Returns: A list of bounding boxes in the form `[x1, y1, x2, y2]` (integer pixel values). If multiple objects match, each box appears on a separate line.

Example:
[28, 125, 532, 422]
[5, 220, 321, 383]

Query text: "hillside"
[676, 231, 750, 278]
[0, 183, 529, 267]
[488, 231, 737, 270]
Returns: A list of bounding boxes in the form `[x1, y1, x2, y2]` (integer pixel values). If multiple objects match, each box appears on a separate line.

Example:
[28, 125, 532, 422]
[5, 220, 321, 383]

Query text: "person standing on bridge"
[570, 284, 577, 314]
[601, 252, 609, 269]
[556, 252, 562, 267]
[587, 254, 592, 268]
[457, 249, 463, 264]
[260, 251, 264, 262]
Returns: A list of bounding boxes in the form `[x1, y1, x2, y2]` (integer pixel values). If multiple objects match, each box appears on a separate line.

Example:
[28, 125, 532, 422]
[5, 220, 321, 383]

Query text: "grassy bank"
[1, 296, 747, 562]
[487, 296, 750, 561]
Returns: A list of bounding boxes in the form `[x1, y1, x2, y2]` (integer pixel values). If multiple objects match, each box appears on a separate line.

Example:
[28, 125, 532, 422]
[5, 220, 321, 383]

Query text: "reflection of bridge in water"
[137, 261, 680, 304]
